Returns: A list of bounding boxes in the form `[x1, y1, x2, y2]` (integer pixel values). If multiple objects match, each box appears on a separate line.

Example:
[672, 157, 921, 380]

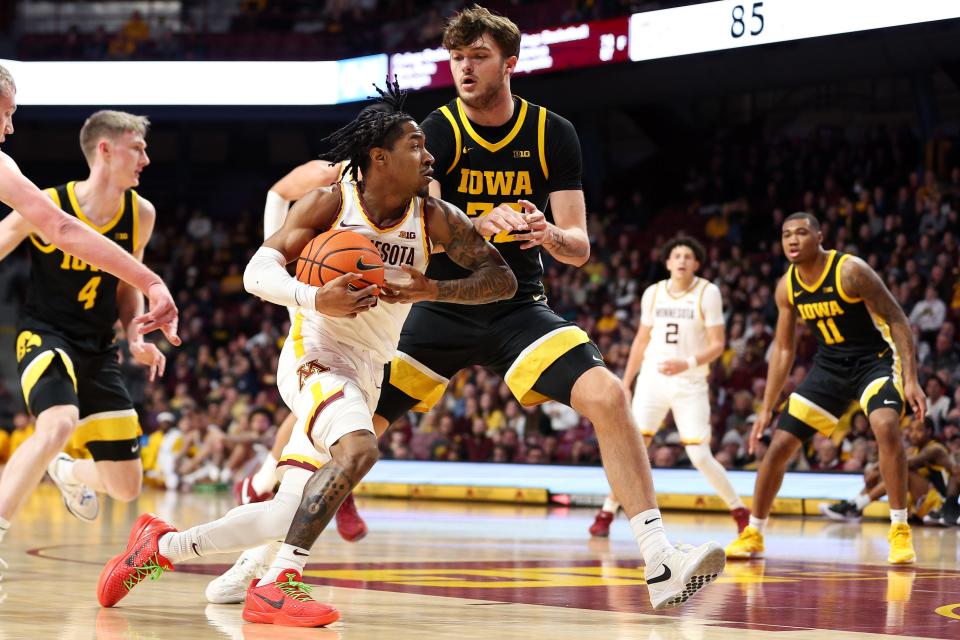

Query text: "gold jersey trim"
[456, 97, 529, 153]
[131, 189, 140, 252]
[67, 181, 126, 234]
[795, 249, 837, 293]
[438, 106, 462, 175]
[537, 105, 549, 180]
[28, 188, 61, 254]
[350, 183, 416, 233]
[834, 253, 861, 303]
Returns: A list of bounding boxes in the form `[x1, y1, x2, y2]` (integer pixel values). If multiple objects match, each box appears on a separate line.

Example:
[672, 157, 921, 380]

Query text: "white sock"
[251, 454, 278, 496]
[238, 541, 281, 569]
[629, 509, 672, 566]
[749, 515, 768, 534]
[257, 543, 309, 585]
[853, 493, 871, 510]
[0, 515, 9, 543]
[685, 443, 744, 509]
[890, 508, 908, 525]
[158, 490, 301, 563]
[602, 497, 620, 514]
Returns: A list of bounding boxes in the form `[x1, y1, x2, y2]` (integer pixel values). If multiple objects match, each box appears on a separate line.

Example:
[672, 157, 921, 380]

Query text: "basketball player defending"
[726, 213, 925, 564]
[0, 111, 165, 548]
[589, 237, 749, 537]
[372, 7, 725, 609]
[97, 85, 518, 627]
[0, 64, 178, 345]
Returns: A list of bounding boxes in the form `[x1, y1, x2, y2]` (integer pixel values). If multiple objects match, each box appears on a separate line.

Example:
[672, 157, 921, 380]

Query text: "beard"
[456, 77, 505, 111]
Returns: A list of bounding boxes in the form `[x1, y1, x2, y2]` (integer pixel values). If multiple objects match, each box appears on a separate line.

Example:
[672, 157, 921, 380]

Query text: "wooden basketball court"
[2, 484, 959, 639]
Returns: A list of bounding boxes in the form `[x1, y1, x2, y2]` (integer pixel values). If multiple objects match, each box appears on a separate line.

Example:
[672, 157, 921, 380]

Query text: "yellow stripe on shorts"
[389, 353, 448, 413]
[69, 409, 140, 450]
[787, 393, 839, 436]
[504, 326, 590, 407]
[20, 348, 78, 405]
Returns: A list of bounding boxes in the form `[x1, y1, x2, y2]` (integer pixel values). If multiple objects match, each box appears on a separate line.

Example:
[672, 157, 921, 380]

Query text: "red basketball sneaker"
[243, 571, 340, 627]
[234, 475, 275, 506]
[588, 510, 614, 537]
[335, 493, 367, 542]
[97, 513, 176, 607]
[732, 507, 751, 534]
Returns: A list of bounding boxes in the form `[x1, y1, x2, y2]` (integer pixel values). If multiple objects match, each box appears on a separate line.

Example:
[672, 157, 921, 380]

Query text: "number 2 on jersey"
[816, 318, 845, 345]
[78, 275, 101, 310]
[666, 323, 679, 344]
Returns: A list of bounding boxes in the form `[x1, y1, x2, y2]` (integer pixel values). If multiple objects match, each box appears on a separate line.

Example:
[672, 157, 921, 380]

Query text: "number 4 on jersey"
[78, 275, 102, 310]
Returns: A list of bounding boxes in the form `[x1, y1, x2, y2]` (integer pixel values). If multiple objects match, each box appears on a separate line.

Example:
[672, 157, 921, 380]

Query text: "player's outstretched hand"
[904, 379, 927, 420]
[315, 272, 378, 318]
[137, 282, 181, 346]
[516, 200, 549, 250]
[475, 203, 528, 237]
[748, 408, 773, 455]
[380, 265, 438, 304]
[130, 340, 166, 382]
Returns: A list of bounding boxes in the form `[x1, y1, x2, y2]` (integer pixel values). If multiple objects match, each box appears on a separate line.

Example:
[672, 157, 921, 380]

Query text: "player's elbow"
[46, 215, 83, 252]
[498, 267, 518, 300]
[243, 258, 264, 298]
[570, 246, 590, 268]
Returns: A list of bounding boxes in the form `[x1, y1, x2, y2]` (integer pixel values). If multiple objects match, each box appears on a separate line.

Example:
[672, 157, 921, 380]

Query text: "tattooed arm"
[841, 255, 926, 419]
[382, 198, 517, 304]
[430, 198, 517, 302]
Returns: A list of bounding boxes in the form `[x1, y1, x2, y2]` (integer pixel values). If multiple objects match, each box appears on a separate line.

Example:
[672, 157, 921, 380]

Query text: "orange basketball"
[296, 229, 384, 295]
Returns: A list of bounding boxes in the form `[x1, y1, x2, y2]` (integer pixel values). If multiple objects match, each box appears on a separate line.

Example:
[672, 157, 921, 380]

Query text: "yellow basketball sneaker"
[725, 525, 764, 559]
[887, 523, 915, 564]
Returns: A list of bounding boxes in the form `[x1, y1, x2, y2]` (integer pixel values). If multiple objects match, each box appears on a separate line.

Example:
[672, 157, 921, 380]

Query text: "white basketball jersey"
[640, 277, 724, 380]
[297, 182, 430, 363]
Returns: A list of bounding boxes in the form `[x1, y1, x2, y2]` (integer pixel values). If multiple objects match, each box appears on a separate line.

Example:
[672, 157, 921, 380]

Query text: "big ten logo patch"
[298, 360, 330, 391]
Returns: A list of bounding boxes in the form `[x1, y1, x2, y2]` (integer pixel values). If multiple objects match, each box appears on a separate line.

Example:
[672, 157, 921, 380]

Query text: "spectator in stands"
[911, 285, 947, 342]
[926, 376, 952, 432]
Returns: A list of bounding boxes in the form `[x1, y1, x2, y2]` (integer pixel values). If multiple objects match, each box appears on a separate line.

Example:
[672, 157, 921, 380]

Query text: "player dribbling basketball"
[97, 82, 518, 627]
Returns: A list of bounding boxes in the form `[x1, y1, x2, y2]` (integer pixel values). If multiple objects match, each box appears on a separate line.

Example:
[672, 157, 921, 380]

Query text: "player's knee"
[335, 434, 379, 479]
[766, 434, 798, 465]
[870, 419, 901, 449]
[684, 442, 713, 468]
[35, 410, 77, 451]
[109, 477, 143, 502]
[574, 371, 628, 423]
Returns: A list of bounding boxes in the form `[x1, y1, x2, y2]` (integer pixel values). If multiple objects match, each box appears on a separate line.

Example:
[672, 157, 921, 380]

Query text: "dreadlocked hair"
[319, 77, 414, 182]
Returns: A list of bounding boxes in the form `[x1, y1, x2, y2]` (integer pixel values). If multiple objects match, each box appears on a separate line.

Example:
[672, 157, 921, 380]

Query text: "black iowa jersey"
[21, 182, 138, 346]
[420, 96, 582, 303]
[787, 250, 896, 361]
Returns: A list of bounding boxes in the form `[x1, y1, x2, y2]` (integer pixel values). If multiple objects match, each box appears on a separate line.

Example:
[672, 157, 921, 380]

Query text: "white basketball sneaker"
[644, 541, 726, 610]
[205, 553, 267, 604]
[46, 453, 99, 522]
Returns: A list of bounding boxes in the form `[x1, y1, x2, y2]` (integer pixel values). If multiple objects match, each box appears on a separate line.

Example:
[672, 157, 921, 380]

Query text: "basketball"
[296, 229, 385, 294]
